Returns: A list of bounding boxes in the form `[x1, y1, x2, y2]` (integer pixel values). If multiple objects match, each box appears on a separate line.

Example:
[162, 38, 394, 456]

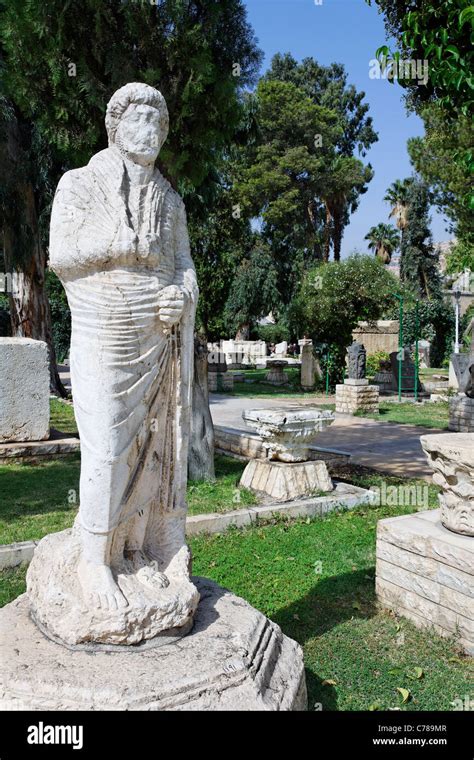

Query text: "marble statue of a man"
[27, 83, 200, 646]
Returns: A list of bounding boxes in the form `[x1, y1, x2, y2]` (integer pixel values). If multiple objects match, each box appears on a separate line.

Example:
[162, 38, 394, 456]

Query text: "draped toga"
[49, 147, 198, 539]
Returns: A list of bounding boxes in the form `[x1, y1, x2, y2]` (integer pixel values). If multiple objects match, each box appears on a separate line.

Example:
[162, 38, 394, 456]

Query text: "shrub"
[366, 351, 390, 377]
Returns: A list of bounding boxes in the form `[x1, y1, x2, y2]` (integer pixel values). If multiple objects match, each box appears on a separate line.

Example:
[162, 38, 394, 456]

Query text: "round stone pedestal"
[0, 578, 307, 711]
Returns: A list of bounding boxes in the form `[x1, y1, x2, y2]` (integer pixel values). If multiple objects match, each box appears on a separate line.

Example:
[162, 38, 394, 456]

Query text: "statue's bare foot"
[78, 558, 128, 611]
[124, 548, 170, 590]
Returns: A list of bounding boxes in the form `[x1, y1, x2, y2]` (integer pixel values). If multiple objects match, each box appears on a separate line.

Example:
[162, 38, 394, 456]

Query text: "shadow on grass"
[272, 568, 377, 710]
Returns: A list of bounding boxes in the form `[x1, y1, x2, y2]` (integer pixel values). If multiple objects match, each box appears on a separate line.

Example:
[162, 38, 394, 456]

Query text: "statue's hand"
[136, 233, 161, 259]
[157, 285, 185, 327]
[112, 222, 138, 257]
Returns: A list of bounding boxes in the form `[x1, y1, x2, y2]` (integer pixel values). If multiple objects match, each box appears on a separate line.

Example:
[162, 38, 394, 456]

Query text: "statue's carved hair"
[105, 82, 169, 145]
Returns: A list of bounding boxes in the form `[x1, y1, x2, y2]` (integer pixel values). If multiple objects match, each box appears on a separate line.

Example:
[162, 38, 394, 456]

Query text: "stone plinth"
[335, 380, 379, 414]
[449, 395, 474, 432]
[421, 433, 474, 536]
[265, 360, 289, 386]
[208, 371, 234, 393]
[375, 510, 473, 656]
[0, 338, 50, 443]
[240, 458, 333, 501]
[0, 578, 307, 711]
[243, 407, 335, 462]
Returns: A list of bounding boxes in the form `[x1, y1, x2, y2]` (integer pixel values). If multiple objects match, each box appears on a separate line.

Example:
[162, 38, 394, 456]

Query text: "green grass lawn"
[228, 367, 330, 398]
[0, 453, 254, 544]
[356, 401, 449, 429]
[2, 496, 471, 711]
[50, 398, 78, 435]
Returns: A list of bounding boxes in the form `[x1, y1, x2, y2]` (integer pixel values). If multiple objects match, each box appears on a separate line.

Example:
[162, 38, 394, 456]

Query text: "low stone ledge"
[0, 429, 80, 464]
[0, 540, 39, 570]
[0, 482, 376, 567]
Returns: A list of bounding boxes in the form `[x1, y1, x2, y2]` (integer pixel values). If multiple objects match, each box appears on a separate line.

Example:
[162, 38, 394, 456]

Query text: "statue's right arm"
[49, 170, 120, 280]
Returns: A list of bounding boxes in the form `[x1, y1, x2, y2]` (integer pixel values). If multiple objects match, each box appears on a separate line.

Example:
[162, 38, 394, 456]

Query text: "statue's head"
[106, 83, 169, 167]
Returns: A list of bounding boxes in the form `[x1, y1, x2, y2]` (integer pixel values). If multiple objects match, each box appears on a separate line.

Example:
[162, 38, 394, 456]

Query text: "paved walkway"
[210, 394, 439, 480]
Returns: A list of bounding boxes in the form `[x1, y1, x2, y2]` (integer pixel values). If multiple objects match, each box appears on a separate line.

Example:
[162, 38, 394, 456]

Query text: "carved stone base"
[0, 578, 307, 711]
[27, 528, 200, 647]
[240, 458, 333, 501]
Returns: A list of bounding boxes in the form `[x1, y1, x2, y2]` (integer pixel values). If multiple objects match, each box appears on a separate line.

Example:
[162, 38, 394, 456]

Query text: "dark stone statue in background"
[347, 341, 366, 380]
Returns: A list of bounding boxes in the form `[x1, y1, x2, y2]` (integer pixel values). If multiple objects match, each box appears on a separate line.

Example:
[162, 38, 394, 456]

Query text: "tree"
[261, 54, 377, 262]
[365, 223, 400, 264]
[383, 178, 414, 238]
[400, 180, 442, 300]
[0, 0, 262, 388]
[223, 239, 279, 339]
[188, 172, 254, 341]
[407, 103, 473, 246]
[0, 94, 65, 393]
[264, 54, 378, 157]
[292, 254, 401, 383]
[233, 78, 340, 262]
[445, 240, 474, 276]
[370, 0, 473, 118]
[322, 156, 373, 261]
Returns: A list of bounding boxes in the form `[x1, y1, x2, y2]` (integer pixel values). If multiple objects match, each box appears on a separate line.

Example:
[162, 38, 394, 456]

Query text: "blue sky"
[243, 0, 452, 257]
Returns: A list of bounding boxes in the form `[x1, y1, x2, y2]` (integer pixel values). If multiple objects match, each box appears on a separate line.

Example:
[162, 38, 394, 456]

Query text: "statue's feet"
[124, 548, 170, 590]
[78, 558, 128, 611]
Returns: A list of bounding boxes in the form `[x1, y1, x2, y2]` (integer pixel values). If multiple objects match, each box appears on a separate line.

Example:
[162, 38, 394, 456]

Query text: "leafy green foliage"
[223, 239, 279, 337]
[1, 0, 262, 192]
[46, 271, 70, 363]
[407, 103, 474, 242]
[371, 0, 473, 117]
[256, 323, 290, 344]
[233, 55, 377, 280]
[293, 254, 401, 380]
[387, 299, 455, 368]
[445, 239, 474, 275]
[366, 351, 390, 377]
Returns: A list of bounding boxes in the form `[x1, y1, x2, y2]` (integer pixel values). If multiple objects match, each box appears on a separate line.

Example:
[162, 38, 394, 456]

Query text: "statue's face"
[115, 104, 164, 166]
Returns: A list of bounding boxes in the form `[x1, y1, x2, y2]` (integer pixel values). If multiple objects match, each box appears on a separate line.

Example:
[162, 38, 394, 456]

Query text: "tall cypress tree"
[400, 180, 442, 300]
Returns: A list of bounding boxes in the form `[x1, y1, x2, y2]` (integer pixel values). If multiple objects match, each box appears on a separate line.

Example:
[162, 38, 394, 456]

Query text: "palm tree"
[383, 178, 414, 234]
[321, 156, 373, 262]
[365, 223, 400, 264]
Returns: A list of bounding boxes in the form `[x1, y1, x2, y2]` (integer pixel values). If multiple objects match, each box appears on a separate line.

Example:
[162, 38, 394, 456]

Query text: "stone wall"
[352, 320, 399, 355]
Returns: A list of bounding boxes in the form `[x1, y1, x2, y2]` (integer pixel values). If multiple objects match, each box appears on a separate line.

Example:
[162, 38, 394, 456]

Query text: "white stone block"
[0, 338, 49, 442]
[376, 510, 474, 656]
